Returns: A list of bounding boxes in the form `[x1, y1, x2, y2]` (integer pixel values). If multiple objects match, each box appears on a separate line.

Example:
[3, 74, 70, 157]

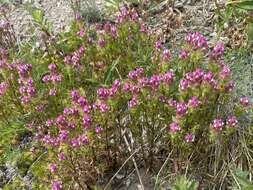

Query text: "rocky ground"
[5, 0, 221, 44]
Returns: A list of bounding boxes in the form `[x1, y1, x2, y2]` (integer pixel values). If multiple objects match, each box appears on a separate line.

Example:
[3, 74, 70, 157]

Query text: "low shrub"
[0, 5, 252, 190]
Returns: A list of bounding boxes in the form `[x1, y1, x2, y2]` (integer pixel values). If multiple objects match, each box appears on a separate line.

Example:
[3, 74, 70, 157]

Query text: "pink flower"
[123, 83, 131, 92]
[159, 96, 167, 103]
[167, 99, 177, 107]
[82, 115, 92, 129]
[71, 138, 80, 148]
[188, 96, 201, 108]
[56, 115, 67, 126]
[83, 105, 91, 113]
[162, 70, 175, 84]
[49, 88, 57, 96]
[226, 116, 238, 127]
[95, 127, 103, 134]
[77, 28, 85, 37]
[130, 10, 139, 21]
[219, 64, 231, 79]
[42, 134, 53, 145]
[179, 79, 190, 91]
[63, 108, 72, 115]
[162, 49, 171, 61]
[128, 68, 144, 80]
[155, 40, 162, 50]
[149, 75, 162, 90]
[27, 86, 36, 97]
[176, 102, 188, 117]
[42, 74, 51, 83]
[140, 22, 147, 33]
[78, 134, 89, 145]
[46, 119, 54, 127]
[64, 55, 71, 65]
[71, 90, 80, 103]
[52, 180, 63, 190]
[17, 64, 32, 77]
[68, 122, 77, 129]
[110, 25, 118, 38]
[185, 134, 195, 142]
[19, 86, 26, 95]
[50, 163, 57, 173]
[212, 42, 225, 59]
[48, 64, 57, 72]
[109, 79, 121, 96]
[78, 97, 88, 107]
[130, 85, 141, 95]
[58, 130, 69, 142]
[240, 97, 250, 107]
[203, 71, 214, 82]
[185, 32, 208, 49]
[116, 6, 129, 23]
[21, 96, 31, 104]
[103, 22, 111, 33]
[169, 122, 181, 133]
[0, 81, 9, 96]
[179, 50, 189, 59]
[97, 88, 109, 100]
[58, 152, 65, 161]
[78, 46, 85, 55]
[139, 77, 149, 87]
[98, 102, 109, 113]
[225, 80, 235, 92]
[128, 96, 139, 108]
[98, 38, 106, 48]
[192, 68, 204, 83]
[51, 74, 63, 83]
[212, 119, 224, 131]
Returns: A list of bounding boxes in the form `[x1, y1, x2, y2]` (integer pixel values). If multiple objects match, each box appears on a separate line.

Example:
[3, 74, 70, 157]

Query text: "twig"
[25, 150, 47, 176]
[154, 149, 173, 190]
[104, 146, 141, 190]
[229, 168, 241, 189]
[123, 132, 145, 190]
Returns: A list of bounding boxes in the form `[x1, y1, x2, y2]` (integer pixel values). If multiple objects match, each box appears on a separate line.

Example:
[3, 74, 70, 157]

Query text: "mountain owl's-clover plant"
[0, 6, 251, 190]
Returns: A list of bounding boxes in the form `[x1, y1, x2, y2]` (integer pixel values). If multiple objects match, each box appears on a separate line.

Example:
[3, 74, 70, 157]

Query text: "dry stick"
[229, 168, 241, 189]
[114, 168, 137, 190]
[154, 150, 173, 190]
[123, 133, 145, 190]
[184, 152, 194, 177]
[104, 146, 141, 190]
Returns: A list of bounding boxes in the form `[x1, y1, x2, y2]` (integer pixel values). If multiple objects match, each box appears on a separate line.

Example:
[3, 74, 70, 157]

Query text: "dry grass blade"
[154, 149, 173, 190]
[104, 145, 141, 190]
[122, 133, 145, 190]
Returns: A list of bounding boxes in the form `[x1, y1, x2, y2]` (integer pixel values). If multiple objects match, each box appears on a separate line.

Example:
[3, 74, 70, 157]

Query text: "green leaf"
[247, 22, 253, 43]
[31, 9, 44, 24]
[228, 0, 253, 10]
[104, 57, 120, 85]
[171, 176, 199, 190]
[233, 169, 253, 189]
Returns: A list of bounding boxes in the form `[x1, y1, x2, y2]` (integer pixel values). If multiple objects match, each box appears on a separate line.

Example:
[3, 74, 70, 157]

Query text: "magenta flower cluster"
[40, 90, 94, 150]
[123, 69, 175, 108]
[64, 46, 85, 68]
[212, 116, 238, 131]
[116, 6, 140, 24]
[0, 81, 8, 97]
[185, 32, 208, 49]
[17, 63, 36, 104]
[212, 42, 225, 59]
[42, 64, 63, 84]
